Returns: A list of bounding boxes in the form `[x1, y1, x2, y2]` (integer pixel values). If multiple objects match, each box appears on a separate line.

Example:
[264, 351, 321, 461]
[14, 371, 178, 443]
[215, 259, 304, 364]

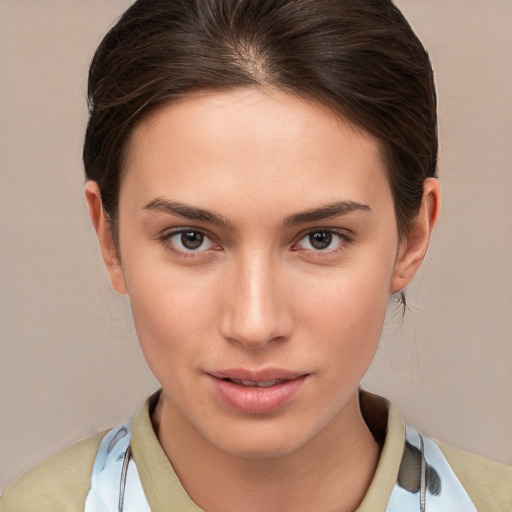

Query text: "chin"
[205, 419, 317, 460]
[217, 437, 304, 460]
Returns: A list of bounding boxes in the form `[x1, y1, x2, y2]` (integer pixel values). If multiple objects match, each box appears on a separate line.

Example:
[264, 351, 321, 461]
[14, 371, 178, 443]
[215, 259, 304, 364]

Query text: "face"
[90, 88, 430, 458]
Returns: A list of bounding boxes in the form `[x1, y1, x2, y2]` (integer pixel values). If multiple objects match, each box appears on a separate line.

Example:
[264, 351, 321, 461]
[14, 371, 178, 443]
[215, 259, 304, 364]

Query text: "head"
[84, 0, 438, 245]
[84, 0, 440, 458]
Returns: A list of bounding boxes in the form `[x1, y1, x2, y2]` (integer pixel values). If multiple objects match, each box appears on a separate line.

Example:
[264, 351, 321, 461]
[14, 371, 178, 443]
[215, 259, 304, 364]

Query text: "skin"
[86, 88, 440, 512]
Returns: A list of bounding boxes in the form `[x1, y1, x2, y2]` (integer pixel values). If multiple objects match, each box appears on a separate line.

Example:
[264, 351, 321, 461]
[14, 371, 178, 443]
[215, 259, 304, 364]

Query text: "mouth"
[209, 368, 308, 381]
[221, 378, 289, 388]
[207, 369, 309, 414]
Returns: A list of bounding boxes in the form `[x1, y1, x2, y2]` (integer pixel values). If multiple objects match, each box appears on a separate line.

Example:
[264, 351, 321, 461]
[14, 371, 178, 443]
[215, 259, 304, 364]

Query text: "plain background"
[1, 0, 511, 494]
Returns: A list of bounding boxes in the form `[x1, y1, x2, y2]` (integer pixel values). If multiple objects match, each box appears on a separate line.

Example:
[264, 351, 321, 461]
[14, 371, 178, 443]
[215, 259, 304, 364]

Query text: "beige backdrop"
[1, 0, 511, 493]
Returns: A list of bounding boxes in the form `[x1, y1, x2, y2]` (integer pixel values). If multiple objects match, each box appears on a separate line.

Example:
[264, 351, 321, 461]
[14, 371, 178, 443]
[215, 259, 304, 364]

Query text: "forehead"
[122, 88, 391, 216]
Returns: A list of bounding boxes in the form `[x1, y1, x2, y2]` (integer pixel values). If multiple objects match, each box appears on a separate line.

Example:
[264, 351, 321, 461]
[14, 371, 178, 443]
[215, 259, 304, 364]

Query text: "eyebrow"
[283, 201, 371, 226]
[143, 197, 371, 227]
[143, 197, 233, 227]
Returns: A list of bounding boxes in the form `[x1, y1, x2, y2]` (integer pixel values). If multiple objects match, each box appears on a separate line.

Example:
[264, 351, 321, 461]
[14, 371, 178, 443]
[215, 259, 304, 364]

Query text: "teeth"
[256, 380, 279, 388]
[230, 379, 281, 387]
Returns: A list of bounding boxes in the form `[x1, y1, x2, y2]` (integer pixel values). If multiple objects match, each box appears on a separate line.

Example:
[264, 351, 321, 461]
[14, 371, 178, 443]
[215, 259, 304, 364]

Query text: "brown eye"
[181, 231, 204, 250]
[294, 229, 347, 253]
[162, 229, 215, 254]
[309, 231, 333, 250]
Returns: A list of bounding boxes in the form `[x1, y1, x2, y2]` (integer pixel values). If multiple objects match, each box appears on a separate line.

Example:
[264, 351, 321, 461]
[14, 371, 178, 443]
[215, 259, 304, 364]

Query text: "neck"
[152, 391, 381, 512]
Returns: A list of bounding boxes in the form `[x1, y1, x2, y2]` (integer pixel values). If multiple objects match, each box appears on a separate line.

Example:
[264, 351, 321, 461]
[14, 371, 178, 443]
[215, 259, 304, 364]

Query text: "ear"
[390, 178, 441, 293]
[85, 181, 127, 295]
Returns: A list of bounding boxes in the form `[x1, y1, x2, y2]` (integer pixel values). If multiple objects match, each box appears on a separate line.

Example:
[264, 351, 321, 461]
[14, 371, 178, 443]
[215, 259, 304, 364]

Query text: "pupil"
[181, 231, 204, 249]
[310, 231, 332, 250]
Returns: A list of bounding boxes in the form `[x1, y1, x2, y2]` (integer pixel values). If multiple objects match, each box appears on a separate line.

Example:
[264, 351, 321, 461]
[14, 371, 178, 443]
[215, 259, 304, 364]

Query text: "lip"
[207, 368, 309, 414]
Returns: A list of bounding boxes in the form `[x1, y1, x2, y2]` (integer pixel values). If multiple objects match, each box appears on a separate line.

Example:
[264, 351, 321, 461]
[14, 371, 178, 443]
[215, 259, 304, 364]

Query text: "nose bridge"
[220, 249, 290, 348]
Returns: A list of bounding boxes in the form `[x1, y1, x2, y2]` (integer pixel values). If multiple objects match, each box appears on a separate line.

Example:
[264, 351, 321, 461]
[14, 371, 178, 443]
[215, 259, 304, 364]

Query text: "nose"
[219, 252, 293, 350]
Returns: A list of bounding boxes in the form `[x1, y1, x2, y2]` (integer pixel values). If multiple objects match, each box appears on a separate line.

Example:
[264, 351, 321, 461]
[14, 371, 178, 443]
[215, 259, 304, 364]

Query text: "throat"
[152, 390, 381, 512]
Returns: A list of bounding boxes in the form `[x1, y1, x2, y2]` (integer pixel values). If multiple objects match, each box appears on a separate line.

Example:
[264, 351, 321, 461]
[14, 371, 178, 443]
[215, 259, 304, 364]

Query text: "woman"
[1, 0, 510, 511]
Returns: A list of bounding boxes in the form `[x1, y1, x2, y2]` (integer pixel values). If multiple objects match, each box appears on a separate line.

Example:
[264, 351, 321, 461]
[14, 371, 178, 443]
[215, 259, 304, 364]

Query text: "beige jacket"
[1, 391, 510, 511]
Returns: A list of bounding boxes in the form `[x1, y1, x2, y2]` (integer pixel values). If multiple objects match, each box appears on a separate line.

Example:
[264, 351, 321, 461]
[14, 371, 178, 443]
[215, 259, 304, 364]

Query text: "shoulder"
[0, 430, 106, 512]
[437, 440, 512, 512]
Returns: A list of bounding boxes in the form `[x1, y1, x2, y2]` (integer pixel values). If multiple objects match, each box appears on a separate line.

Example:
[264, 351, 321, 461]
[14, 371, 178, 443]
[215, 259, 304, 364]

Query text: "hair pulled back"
[84, 0, 437, 241]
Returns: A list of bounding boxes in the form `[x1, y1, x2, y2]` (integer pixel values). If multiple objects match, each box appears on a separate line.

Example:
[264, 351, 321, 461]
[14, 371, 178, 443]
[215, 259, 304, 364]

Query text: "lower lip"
[209, 375, 307, 414]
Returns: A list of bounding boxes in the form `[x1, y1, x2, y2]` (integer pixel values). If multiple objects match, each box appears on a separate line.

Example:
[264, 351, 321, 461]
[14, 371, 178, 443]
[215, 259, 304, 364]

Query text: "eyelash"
[292, 229, 352, 256]
[158, 228, 352, 258]
[159, 228, 220, 258]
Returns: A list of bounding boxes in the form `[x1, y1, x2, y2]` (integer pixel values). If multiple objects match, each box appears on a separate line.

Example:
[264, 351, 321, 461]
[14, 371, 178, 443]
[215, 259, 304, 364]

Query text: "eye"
[294, 230, 347, 252]
[161, 228, 216, 253]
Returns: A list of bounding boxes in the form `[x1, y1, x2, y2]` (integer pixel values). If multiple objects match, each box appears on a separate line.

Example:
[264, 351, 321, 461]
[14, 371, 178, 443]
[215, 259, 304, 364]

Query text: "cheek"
[313, 284, 388, 347]
[296, 258, 394, 364]
[123, 262, 220, 375]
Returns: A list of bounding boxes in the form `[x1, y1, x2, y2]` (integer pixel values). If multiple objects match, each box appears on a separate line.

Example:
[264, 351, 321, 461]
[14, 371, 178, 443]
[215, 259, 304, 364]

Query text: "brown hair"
[84, 0, 437, 243]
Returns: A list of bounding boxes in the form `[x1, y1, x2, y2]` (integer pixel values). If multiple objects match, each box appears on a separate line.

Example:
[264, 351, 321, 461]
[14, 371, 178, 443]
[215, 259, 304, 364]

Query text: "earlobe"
[85, 181, 127, 295]
[390, 178, 441, 293]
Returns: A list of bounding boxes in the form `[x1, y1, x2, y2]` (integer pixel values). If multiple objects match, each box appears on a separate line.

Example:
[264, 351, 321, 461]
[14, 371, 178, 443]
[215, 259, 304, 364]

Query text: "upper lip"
[207, 368, 309, 382]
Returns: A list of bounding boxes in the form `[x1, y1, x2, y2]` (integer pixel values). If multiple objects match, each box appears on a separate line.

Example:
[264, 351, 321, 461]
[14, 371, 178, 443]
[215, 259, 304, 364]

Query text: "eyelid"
[159, 227, 221, 255]
[292, 228, 353, 254]
[157, 226, 353, 258]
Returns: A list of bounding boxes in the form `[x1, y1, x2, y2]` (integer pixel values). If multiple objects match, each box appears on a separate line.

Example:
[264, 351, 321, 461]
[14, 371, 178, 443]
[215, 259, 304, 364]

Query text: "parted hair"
[84, 0, 437, 242]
